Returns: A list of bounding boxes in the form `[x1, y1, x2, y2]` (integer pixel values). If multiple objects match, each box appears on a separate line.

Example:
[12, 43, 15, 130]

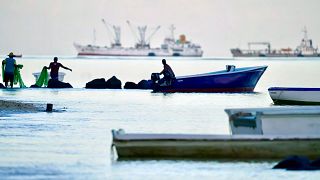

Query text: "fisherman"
[159, 59, 175, 86]
[2, 52, 17, 88]
[45, 57, 72, 80]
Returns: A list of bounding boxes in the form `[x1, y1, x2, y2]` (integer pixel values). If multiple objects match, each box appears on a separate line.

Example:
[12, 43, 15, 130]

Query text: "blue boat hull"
[153, 66, 267, 93]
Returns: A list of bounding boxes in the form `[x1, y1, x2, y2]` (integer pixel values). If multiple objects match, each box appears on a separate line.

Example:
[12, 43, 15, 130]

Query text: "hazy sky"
[1, 0, 320, 56]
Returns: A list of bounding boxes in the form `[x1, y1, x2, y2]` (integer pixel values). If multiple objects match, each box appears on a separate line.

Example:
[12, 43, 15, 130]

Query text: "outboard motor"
[151, 73, 160, 83]
[226, 65, 236, 72]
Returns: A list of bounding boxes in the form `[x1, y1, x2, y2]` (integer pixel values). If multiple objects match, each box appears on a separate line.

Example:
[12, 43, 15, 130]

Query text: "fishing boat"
[112, 129, 320, 160]
[268, 87, 320, 105]
[74, 21, 203, 57]
[151, 65, 267, 93]
[112, 106, 320, 160]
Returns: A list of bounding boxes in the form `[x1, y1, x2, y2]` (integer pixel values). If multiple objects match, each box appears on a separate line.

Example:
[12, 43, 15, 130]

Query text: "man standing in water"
[46, 57, 72, 80]
[2, 52, 17, 88]
[159, 59, 175, 86]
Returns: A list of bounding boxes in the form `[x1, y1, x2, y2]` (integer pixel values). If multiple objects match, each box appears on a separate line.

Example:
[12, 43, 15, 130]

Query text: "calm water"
[1, 57, 320, 179]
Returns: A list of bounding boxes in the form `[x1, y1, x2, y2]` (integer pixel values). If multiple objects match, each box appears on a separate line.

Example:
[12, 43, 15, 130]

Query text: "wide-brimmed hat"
[8, 52, 15, 57]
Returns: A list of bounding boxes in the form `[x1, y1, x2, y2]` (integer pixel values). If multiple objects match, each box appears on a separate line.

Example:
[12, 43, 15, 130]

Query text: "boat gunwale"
[269, 87, 320, 91]
[177, 65, 268, 79]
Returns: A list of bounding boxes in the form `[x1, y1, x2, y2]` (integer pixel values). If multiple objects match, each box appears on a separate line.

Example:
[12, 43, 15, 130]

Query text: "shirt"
[4, 58, 16, 73]
[162, 64, 175, 78]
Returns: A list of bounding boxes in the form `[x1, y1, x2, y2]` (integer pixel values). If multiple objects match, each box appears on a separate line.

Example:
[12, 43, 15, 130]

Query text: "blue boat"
[151, 65, 268, 93]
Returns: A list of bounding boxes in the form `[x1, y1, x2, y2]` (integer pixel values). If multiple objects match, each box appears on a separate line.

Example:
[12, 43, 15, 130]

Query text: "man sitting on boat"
[45, 57, 72, 80]
[159, 59, 175, 86]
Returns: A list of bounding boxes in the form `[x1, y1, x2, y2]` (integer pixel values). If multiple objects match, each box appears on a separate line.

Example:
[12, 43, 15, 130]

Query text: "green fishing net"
[2, 60, 26, 88]
[35, 67, 48, 87]
[13, 64, 26, 88]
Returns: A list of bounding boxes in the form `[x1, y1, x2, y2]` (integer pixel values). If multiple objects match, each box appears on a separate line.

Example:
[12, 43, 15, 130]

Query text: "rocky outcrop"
[30, 84, 41, 88]
[123, 80, 153, 89]
[106, 76, 122, 89]
[47, 79, 73, 88]
[124, 82, 138, 89]
[137, 80, 153, 89]
[85, 78, 107, 89]
[273, 156, 320, 170]
[85, 76, 122, 89]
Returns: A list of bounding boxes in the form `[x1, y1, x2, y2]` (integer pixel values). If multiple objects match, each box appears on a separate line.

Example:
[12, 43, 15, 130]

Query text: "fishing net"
[2, 61, 26, 88]
[13, 64, 26, 88]
[35, 67, 49, 87]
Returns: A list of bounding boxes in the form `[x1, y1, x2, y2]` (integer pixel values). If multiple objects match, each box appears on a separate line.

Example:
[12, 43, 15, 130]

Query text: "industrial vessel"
[74, 20, 203, 57]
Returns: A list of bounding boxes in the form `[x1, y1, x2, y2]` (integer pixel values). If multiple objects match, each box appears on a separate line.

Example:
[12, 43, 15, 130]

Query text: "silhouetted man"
[46, 57, 72, 80]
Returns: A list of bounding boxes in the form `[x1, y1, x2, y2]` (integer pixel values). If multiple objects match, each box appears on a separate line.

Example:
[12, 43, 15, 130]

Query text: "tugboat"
[231, 27, 320, 57]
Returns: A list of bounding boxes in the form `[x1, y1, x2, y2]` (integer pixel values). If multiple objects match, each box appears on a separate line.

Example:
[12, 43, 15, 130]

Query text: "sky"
[0, 0, 320, 57]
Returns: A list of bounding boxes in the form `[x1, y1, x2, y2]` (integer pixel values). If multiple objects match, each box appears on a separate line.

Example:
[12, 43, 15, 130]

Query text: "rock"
[0, 83, 4, 88]
[124, 82, 138, 89]
[273, 156, 313, 170]
[30, 84, 41, 88]
[85, 78, 107, 89]
[137, 80, 153, 89]
[310, 158, 320, 169]
[106, 76, 122, 89]
[47, 79, 73, 88]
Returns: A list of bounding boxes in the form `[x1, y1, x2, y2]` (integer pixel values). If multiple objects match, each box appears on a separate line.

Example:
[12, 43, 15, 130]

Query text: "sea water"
[1, 57, 320, 179]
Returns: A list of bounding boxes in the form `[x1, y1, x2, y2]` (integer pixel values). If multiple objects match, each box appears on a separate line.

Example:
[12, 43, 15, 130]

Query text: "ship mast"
[127, 21, 160, 48]
[101, 19, 121, 47]
[302, 26, 308, 41]
[169, 24, 176, 40]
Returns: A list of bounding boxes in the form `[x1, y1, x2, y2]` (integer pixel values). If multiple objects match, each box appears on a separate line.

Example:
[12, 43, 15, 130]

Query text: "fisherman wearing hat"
[2, 52, 17, 88]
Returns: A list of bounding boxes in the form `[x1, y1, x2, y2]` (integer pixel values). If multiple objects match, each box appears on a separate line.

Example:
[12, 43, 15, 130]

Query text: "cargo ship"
[231, 27, 320, 57]
[74, 20, 203, 57]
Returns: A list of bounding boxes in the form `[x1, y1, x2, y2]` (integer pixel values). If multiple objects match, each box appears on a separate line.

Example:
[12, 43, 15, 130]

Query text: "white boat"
[32, 72, 66, 82]
[112, 106, 320, 160]
[74, 21, 203, 57]
[225, 106, 320, 135]
[268, 87, 320, 105]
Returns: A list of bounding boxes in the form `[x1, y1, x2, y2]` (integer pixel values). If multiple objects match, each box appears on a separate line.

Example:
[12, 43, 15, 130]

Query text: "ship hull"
[74, 43, 203, 57]
[231, 49, 320, 57]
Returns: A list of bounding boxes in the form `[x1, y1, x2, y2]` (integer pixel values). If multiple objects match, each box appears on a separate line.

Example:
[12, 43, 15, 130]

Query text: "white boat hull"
[225, 106, 320, 136]
[74, 43, 203, 57]
[32, 72, 66, 82]
[268, 87, 320, 105]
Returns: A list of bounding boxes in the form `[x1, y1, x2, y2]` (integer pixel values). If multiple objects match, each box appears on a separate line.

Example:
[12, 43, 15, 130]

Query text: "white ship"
[74, 20, 203, 57]
[231, 27, 320, 57]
